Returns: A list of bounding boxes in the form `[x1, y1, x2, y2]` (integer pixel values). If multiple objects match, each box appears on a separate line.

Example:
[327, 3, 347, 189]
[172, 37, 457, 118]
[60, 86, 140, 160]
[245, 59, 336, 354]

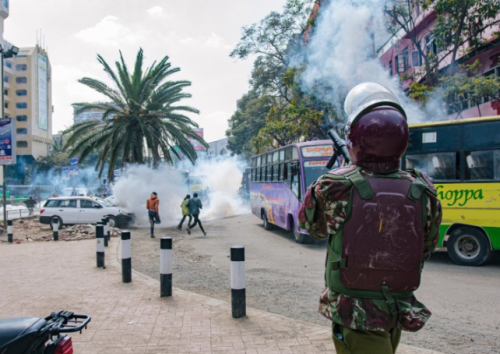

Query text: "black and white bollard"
[52, 217, 59, 241]
[7, 220, 12, 243]
[104, 216, 111, 241]
[100, 219, 108, 247]
[230, 246, 246, 318]
[160, 237, 172, 297]
[96, 223, 105, 268]
[121, 230, 132, 283]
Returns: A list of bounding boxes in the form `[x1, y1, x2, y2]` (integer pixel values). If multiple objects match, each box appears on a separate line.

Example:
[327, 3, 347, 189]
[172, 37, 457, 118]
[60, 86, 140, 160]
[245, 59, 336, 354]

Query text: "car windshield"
[94, 198, 113, 207]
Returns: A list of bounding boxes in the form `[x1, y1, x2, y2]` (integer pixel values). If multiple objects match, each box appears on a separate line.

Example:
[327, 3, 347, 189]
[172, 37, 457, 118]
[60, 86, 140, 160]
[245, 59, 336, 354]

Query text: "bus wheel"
[262, 212, 273, 230]
[290, 218, 310, 244]
[447, 227, 491, 266]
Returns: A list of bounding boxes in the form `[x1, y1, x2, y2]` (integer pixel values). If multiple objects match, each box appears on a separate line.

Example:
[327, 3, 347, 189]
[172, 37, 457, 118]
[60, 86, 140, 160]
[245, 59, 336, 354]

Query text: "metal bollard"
[160, 237, 173, 297]
[96, 224, 105, 268]
[52, 217, 59, 241]
[230, 246, 246, 318]
[121, 230, 132, 283]
[104, 216, 110, 242]
[7, 220, 12, 243]
[101, 218, 108, 247]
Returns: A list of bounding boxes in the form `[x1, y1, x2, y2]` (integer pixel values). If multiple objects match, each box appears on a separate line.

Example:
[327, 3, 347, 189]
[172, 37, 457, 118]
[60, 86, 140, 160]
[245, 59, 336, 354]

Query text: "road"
[131, 213, 500, 354]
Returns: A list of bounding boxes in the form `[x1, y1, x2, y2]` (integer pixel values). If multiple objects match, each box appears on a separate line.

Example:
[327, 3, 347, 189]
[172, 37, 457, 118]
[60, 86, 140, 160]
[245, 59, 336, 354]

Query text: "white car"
[39, 197, 134, 229]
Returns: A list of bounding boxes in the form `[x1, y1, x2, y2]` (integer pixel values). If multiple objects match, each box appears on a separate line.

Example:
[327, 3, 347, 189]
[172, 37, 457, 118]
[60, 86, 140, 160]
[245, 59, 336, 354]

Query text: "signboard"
[62, 166, 70, 180]
[301, 145, 334, 158]
[38, 54, 48, 130]
[69, 158, 79, 175]
[304, 160, 329, 167]
[188, 128, 205, 152]
[0, 118, 15, 165]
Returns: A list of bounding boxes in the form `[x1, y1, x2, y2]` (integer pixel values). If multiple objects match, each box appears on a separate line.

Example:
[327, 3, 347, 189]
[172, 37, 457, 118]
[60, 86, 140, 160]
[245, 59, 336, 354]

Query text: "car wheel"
[290, 217, 311, 244]
[107, 216, 117, 228]
[447, 227, 491, 266]
[262, 212, 273, 230]
[50, 216, 63, 231]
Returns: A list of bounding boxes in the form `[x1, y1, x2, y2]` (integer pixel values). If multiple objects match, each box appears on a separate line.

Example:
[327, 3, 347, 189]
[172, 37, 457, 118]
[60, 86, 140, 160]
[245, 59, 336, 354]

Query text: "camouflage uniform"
[299, 168, 442, 353]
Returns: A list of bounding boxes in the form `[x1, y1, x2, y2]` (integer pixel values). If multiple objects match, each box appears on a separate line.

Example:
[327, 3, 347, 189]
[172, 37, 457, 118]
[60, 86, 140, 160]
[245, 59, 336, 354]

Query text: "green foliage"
[63, 48, 206, 180]
[440, 60, 500, 117]
[226, 92, 274, 158]
[408, 81, 433, 103]
[36, 152, 70, 173]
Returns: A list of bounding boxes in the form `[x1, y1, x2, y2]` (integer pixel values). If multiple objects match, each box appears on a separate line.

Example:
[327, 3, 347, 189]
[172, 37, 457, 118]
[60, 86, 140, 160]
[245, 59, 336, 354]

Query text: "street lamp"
[0, 44, 19, 229]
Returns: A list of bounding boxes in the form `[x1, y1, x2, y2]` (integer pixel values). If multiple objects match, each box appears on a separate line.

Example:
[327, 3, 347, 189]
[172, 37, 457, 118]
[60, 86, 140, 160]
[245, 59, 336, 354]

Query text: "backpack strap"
[344, 167, 374, 200]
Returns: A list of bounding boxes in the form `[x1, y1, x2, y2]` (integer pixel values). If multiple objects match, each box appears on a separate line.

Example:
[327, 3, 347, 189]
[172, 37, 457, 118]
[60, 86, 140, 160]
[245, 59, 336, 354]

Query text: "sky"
[4, 0, 287, 142]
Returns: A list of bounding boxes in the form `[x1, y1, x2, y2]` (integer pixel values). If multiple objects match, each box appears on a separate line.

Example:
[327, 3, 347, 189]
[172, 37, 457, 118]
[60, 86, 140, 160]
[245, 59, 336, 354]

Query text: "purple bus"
[250, 140, 339, 244]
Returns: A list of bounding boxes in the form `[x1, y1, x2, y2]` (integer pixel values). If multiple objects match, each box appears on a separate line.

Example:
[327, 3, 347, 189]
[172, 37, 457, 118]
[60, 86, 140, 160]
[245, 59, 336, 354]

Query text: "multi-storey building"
[73, 105, 106, 125]
[0, 0, 53, 184]
[304, 0, 500, 119]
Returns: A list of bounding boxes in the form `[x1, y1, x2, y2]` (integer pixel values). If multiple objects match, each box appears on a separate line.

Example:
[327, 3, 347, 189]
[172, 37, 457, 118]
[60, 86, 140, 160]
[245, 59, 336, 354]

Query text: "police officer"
[299, 83, 442, 354]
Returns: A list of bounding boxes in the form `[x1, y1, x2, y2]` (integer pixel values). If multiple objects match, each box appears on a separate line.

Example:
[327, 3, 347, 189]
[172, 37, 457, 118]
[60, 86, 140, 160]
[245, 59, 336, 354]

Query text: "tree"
[384, 0, 500, 85]
[440, 60, 500, 118]
[63, 49, 207, 180]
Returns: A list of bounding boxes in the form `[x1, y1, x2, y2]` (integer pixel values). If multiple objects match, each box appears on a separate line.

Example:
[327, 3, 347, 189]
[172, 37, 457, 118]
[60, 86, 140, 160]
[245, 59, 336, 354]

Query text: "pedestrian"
[176, 194, 192, 230]
[186, 192, 206, 236]
[298, 83, 442, 354]
[146, 192, 160, 238]
[23, 196, 36, 216]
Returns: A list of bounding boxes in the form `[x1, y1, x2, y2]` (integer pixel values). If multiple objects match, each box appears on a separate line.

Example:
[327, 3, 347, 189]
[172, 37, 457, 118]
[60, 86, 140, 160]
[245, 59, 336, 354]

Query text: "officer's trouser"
[332, 323, 402, 354]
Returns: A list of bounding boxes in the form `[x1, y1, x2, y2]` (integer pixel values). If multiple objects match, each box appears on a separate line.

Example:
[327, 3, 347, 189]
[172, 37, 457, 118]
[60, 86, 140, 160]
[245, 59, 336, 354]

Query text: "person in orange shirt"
[146, 192, 160, 238]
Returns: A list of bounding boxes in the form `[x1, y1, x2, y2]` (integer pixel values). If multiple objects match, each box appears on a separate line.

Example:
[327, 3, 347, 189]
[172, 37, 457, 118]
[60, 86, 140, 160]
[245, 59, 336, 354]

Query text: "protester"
[187, 193, 206, 236]
[23, 196, 36, 216]
[146, 192, 160, 238]
[176, 194, 192, 230]
[299, 83, 442, 354]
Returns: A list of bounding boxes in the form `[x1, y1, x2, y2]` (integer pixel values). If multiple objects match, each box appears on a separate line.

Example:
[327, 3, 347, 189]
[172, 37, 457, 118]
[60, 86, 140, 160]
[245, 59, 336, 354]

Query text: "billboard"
[69, 158, 79, 175]
[188, 128, 205, 152]
[0, 118, 15, 165]
[38, 54, 48, 130]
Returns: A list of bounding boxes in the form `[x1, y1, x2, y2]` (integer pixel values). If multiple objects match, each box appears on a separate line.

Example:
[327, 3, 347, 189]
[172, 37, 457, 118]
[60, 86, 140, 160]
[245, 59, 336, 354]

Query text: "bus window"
[465, 150, 500, 181]
[406, 152, 458, 181]
[266, 166, 272, 182]
[279, 150, 285, 161]
[273, 151, 279, 163]
[292, 147, 299, 160]
[257, 156, 261, 166]
[273, 164, 279, 181]
[303, 160, 329, 189]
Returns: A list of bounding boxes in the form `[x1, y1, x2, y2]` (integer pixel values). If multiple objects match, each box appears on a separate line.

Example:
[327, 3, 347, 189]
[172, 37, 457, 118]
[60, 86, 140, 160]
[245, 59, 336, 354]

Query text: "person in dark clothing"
[187, 193, 206, 236]
[23, 196, 36, 216]
[176, 195, 192, 230]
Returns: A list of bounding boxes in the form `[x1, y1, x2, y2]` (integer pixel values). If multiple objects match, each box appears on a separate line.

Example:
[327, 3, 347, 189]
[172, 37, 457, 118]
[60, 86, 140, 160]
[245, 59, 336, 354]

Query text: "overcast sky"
[4, 0, 287, 142]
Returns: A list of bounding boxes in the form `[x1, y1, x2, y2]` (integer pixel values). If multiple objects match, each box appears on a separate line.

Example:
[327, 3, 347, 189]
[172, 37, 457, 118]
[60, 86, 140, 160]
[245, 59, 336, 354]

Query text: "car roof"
[48, 197, 94, 200]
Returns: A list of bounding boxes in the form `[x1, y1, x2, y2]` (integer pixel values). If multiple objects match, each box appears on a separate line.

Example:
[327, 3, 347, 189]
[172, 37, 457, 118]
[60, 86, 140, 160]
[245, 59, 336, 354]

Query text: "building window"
[15, 64, 27, 71]
[3, 89, 7, 95]
[425, 33, 437, 55]
[16, 115, 27, 122]
[16, 128, 28, 135]
[5, 61, 12, 68]
[396, 47, 409, 73]
[17, 141, 28, 148]
[17, 50, 29, 57]
[4, 77, 8, 83]
[4, 103, 7, 109]
[16, 89, 27, 96]
[412, 49, 422, 67]
[16, 77, 27, 84]
[388, 59, 393, 76]
[16, 102, 27, 109]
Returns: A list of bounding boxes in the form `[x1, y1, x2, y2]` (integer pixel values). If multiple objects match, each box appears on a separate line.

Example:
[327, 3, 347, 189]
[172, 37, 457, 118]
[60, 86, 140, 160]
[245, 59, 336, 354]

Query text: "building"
[207, 138, 229, 158]
[0, 1, 53, 185]
[305, 0, 500, 119]
[73, 104, 106, 125]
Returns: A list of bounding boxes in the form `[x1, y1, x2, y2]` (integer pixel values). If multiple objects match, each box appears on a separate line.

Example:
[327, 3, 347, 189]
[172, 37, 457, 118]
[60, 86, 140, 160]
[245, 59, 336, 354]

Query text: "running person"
[187, 193, 206, 236]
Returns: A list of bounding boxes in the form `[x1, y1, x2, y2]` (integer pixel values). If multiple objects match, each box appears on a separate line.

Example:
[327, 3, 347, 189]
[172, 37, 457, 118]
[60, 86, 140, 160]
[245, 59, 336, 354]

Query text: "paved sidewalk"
[0, 238, 443, 354]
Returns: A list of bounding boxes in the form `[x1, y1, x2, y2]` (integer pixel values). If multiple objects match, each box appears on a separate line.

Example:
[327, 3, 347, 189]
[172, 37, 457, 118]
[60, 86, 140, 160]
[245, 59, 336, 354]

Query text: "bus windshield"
[303, 160, 329, 189]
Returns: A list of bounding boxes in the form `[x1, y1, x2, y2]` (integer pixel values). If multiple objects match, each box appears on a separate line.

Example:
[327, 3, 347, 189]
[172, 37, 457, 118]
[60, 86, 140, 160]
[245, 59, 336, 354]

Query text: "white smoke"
[293, 0, 441, 123]
[111, 156, 249, 228]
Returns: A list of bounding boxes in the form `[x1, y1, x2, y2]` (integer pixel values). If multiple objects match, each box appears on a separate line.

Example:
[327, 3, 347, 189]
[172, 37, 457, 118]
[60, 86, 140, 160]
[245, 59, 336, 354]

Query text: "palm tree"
[63, 48, 207, 180]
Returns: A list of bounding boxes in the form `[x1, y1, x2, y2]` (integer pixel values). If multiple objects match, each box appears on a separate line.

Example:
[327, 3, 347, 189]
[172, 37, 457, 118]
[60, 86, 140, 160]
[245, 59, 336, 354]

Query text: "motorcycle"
[0, 311, 91, 354]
